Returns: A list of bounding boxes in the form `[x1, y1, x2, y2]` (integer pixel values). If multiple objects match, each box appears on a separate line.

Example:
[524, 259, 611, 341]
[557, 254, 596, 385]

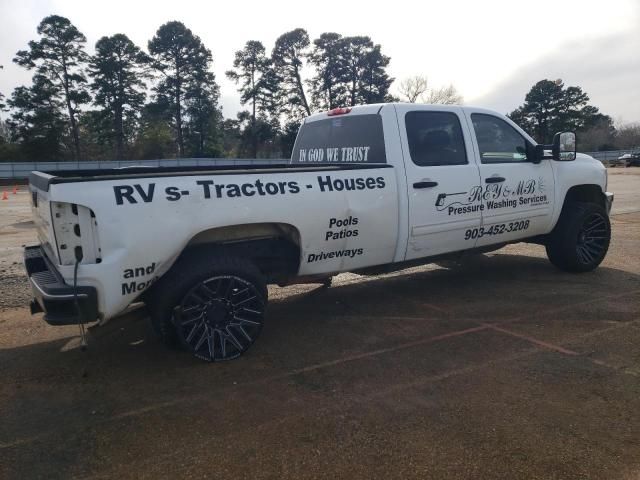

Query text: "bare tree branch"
[398, 75, 428, 103]
[424, 84, 463, 105]
[398, 76, 463, 105]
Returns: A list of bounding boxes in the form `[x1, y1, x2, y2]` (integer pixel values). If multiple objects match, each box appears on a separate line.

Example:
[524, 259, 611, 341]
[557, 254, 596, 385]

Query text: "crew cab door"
[396, 104, 483, 260]
[463, 110, 555, 246]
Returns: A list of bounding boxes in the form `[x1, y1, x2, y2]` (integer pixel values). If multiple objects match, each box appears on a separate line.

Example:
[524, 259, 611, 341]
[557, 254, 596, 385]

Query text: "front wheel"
[545, 201, 611, 273]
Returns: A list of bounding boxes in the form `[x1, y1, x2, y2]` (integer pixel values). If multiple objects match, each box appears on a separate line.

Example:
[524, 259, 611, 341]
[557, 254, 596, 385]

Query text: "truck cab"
[293, 103, 610, 262]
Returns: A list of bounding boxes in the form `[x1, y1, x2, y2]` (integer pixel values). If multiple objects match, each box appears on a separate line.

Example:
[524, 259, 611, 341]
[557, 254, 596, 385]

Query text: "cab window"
[291, 114, 386, 164]
[405, 111, 467, 167]
[471, 114, 528, 164]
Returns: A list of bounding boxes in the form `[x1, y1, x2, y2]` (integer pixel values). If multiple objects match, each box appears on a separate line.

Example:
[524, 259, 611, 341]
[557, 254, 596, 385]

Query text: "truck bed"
[29, 163, 392, 191]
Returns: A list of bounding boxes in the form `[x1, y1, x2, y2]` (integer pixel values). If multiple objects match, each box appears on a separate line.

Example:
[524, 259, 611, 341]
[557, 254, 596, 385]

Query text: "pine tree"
[508, 80, 610, 144]
[309, 34, 392, 109]
[357, 44, 394, 104]
[148, 21, 219, 157]
[308, 33, 347, 110]
[89, 34, 147, 159]
[272, 28, 311, 118]
[340, 36, 393, 106]
[7, 74, 69, 160]
[14, 15, 90, 160]
[185, 67, 222, 157]
[226, 40, 277, 157]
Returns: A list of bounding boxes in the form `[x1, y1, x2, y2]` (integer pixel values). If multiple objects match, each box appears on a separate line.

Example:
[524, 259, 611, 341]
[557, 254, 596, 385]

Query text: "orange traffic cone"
[1, 191, 8, 201]
[12, 186, 18, 194]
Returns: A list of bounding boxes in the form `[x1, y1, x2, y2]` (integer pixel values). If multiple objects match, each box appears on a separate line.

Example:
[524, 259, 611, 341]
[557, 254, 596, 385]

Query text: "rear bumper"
[24, 246, 98, 326]
[605, 192, 614, 215]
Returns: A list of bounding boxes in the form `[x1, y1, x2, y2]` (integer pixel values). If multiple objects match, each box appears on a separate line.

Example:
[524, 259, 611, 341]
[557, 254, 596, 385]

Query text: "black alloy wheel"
[173, 275, 265, 361]
[545, 201, 611, 273]
[575, 212, 609, 267]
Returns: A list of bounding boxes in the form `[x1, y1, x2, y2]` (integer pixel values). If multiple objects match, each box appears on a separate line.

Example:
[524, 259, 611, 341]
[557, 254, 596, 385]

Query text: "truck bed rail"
[29, 163, 393, 191]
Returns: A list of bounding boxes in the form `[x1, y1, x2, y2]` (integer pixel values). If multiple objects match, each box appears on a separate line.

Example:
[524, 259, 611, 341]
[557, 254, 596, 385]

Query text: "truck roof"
[304, 103, 500, 123]
[303, 103, 536, 146]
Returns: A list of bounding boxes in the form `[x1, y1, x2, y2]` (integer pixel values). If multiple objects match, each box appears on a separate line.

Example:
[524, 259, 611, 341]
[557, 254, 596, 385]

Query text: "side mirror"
[552, 132, 576, 161]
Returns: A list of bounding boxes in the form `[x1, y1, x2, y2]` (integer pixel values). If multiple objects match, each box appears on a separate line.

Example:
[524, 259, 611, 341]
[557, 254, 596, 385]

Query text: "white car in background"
[618, 152, 640, 167]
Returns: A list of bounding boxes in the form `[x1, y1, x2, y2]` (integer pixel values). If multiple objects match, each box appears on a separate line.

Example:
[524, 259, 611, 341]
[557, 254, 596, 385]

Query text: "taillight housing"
[327, 107, 352, 116]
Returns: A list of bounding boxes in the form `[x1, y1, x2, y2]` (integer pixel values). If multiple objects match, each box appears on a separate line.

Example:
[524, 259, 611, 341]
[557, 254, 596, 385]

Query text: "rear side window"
[405, 111, 467, 167]
[291, 114, 386, 164]
[471, 114, 528, 164]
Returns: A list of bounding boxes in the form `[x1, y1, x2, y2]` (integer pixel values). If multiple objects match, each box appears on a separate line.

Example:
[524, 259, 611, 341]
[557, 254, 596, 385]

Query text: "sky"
[0, 0, 639, 123]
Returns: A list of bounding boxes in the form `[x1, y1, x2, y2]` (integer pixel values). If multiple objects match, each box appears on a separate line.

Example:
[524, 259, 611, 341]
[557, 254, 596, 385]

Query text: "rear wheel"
[175, 274, 265, 361]
[545, 201, 610, 273]
[147, 254, 267, 362]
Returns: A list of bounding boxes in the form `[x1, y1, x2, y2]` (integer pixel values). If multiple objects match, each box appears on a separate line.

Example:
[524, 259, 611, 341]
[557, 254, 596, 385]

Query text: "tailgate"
[29, 171, 102, 266]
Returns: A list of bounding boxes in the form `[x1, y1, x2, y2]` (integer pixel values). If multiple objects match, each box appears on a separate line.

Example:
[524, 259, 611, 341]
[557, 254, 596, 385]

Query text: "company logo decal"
[436, 177, 548, 216]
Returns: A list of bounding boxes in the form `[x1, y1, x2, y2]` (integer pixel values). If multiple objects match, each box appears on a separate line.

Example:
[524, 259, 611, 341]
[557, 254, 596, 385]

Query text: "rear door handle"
[413, 181, 439, 189]
[485, 176, 505, 184]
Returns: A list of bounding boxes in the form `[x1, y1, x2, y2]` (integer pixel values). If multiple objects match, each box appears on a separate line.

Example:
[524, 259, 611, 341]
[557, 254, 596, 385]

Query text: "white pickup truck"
[25, 103, 613, 361]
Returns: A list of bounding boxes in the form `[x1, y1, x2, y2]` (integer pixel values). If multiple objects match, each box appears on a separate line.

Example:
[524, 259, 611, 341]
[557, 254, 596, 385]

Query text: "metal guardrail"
[0, 150, 637, 179]
[0, 158, 289, 179]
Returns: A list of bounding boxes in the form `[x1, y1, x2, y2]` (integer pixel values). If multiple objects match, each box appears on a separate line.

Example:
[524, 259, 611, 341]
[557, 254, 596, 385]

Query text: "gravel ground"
[0, 274, 31, 310]
[0, 169, 639, 480]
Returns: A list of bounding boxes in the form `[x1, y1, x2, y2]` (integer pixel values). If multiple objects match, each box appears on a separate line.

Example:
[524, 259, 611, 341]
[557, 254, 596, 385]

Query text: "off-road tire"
[545, 201, 610, 273]
[147, 252, 267, 361]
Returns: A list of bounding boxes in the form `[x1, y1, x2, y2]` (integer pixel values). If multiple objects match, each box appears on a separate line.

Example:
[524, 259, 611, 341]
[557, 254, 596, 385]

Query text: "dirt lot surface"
[0, 170, 639, 479]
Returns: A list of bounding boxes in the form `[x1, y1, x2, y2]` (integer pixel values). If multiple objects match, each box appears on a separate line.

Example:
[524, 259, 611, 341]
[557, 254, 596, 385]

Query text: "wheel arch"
[561, 184, 607, 210]
[180, 222, 302, 283]
[548, 184, 607, 236]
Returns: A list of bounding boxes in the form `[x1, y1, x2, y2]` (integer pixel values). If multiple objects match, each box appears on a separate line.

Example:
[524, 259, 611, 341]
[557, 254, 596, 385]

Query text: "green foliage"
[226, 41, 278, 157]
[13, 15, 90, 159]
[508, 79, 612, 145]
[308, 33, 348, 110]
[77, 110, 112, 160]
[184, 60, 222, 157]
[132, 103, 177, 159]
[134, 121, 175, 160]
[7, 74, 70, 160]
[280, 120, 302, 158]
[226, 41, 276, 119]
[0, 141, 23, 162]
[4, 16, 402, 161]
[308, 34, 393, 109]
[272, 28, 311, 118]
[220, 118, 242, 157]
[148, 21, 220, 157]
[341, 36, 393, 106]
[11, 15, 639, 162]
[89, 34, 148, 159]
[577, 116, 617, 151]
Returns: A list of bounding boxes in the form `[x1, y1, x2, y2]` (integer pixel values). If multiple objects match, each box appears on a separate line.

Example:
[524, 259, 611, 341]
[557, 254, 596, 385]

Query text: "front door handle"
[485, 176, 505, 184]
[413, 181, 439, 189]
